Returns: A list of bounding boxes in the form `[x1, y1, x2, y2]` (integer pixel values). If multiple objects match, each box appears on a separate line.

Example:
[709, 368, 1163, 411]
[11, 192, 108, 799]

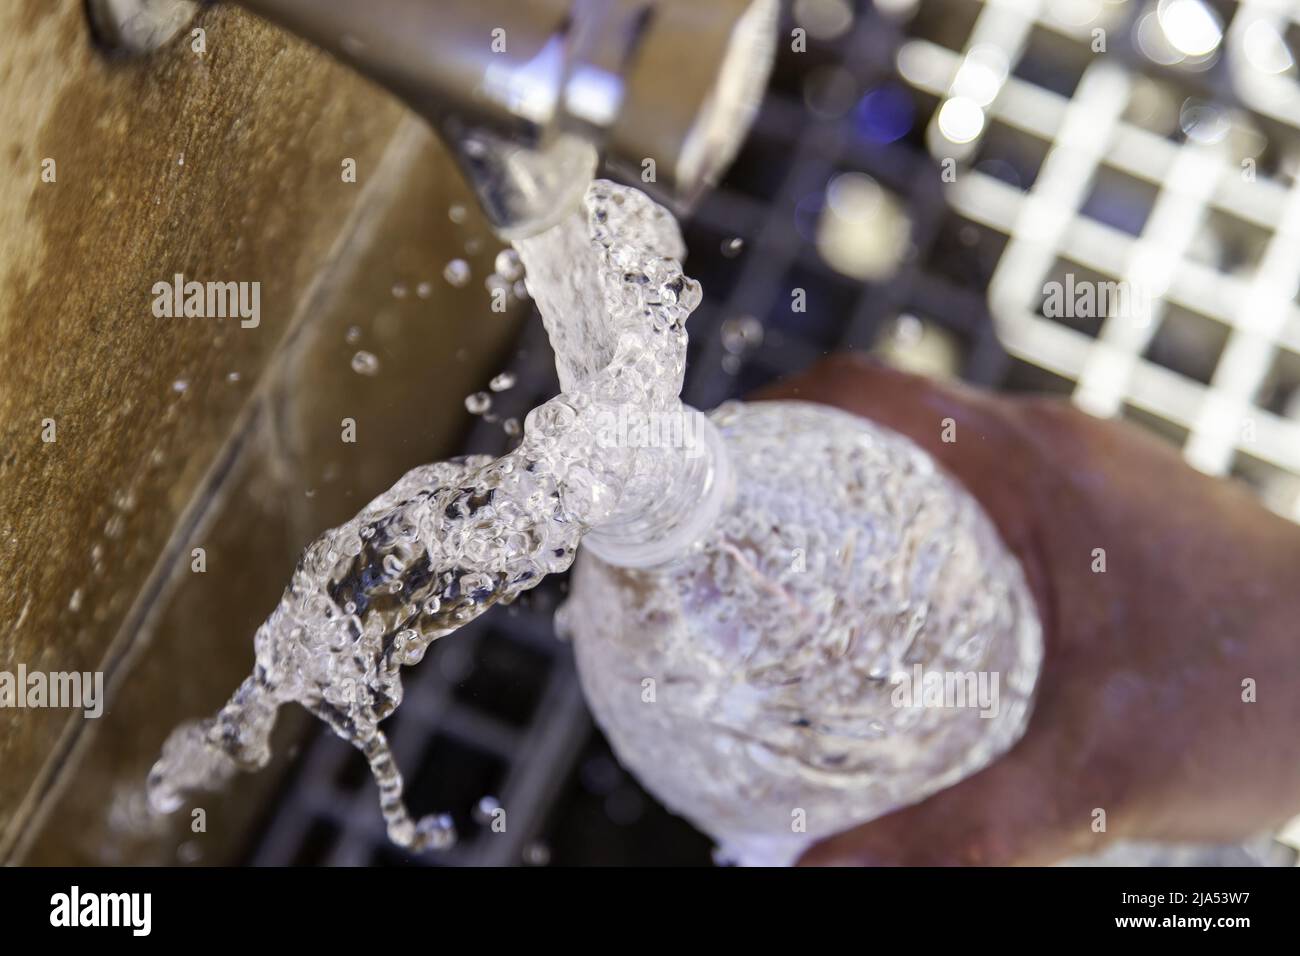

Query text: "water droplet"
[443, 259, 471, 288]
[493, 249, 523, 281]
[489, 371, 516, 392]
[351, 351, 380, 376]
[721, 314, 764, 354]
[473, 795, 501, 824]
[465, 391, 492, 414]
[721, 236, 745, 257]
[523, 842, 551, 866]
[417, 814, 457, 850]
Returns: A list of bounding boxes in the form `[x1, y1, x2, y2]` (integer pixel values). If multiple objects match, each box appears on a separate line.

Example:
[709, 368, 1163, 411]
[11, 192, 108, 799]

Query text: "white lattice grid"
[896, 0, 1300, 523]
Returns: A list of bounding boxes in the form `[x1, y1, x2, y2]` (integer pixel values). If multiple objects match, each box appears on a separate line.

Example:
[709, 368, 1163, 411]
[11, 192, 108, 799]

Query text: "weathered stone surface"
[1, 2, 527, 862]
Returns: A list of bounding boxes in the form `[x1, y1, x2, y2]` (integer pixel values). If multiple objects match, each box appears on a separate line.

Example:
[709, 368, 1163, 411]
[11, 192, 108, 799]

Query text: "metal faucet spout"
[87, 0, 777, 236]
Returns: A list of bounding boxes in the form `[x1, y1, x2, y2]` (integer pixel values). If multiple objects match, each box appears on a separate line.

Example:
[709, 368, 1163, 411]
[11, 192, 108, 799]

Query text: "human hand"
[755, 354, 1300, 865]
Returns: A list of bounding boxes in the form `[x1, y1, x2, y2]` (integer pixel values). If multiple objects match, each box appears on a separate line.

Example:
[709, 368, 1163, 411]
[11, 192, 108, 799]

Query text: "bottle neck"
[582, 407, 733, 569]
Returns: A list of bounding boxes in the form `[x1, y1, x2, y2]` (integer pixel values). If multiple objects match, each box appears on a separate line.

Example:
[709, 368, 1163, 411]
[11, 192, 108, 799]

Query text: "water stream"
[146, 182, 704, 851]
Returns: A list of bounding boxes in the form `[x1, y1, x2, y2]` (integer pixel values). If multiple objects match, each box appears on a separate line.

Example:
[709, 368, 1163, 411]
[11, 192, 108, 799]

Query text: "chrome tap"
[88, 0, 777, 237]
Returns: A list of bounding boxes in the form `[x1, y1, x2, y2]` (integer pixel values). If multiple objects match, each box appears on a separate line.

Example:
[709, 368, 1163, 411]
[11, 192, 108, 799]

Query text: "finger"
[797, 743, 1091, 866]
[751, 354, 1025, 504]
[752, 353, 990, 462]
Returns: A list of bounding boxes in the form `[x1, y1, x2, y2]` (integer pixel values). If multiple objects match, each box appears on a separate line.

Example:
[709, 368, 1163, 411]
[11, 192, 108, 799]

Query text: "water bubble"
[502, 417, 521, 438]
[226, 371, 241, 383]
[465, 237, 484, 255]
[397, 629, 425, 664]
[392, 282, 408, 299]
[794, 0, 854, 40]
[523, 842, 551, 866]
[524, 400, 576, 439]
[345, 325, 362, 345]
[513, 280, 530, 300]
[489, 371, 516, 392]
[465, 391, 492, 414]
[416, 814, 457, 851]
[416, 281, 433, 299]
[721, 236, 745, 257]
[172, 379, 189, 393]
[69, 589, 83, 613]
[494, 249, 523, 281]
[472, 795, 502, 825]
[448, 203, 467, 224]
[351, 351, 380, 376]
[721, 315, 764, 354]
[443, 259, 471, 288]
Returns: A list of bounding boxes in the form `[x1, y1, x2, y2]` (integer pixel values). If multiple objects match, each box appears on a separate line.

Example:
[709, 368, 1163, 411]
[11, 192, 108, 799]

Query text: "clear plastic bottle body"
[567, 399, 1043, 865]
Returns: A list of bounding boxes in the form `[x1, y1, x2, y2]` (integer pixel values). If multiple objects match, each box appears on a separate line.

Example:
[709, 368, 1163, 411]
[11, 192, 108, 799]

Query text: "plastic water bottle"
[563, 397, 1043, 865]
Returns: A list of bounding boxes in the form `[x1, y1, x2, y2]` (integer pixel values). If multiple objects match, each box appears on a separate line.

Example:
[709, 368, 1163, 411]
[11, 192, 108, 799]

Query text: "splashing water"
[147, 182, 704, 851]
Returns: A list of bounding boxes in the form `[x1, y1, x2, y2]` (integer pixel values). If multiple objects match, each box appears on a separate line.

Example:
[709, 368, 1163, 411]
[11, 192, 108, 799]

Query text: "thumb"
[797, 746, 1090, 866]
